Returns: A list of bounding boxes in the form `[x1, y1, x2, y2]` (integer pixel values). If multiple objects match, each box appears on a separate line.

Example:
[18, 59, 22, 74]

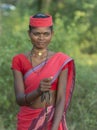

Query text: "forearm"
[25, 89, 42, 105]
[16, 89, 42, 106]
[14, 70, 53, 106]
[51, 99, 65, 130]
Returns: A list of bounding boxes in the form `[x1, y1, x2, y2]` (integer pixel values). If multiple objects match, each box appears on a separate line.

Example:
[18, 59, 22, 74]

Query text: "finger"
[43, 76, 53, 82]
[41, 82, 51, 86]
[40, 81, 50, 87]
[40, 83, 51, 90]
[41, 87, 50, 92]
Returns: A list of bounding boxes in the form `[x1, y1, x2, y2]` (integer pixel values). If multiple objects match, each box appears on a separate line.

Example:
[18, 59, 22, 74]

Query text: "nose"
[38, 34, 44, 40]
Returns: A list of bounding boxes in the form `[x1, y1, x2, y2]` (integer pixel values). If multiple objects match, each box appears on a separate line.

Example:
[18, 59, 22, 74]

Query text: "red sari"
[12, 52, 75, 130]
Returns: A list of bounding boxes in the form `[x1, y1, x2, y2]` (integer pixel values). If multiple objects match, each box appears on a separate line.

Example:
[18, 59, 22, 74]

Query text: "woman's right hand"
[38, 77, 53, 93]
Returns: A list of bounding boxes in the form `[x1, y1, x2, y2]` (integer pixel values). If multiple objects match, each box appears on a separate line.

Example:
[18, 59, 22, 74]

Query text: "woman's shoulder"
[48, 51, 71, 63]
[58, 52, 69, 56]
[54, 51, 71, 59]
[12, 53, 25, 60]
[12, 51, 31, 59]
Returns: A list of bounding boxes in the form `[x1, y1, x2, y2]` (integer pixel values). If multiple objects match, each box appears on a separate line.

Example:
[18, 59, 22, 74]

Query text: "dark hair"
[33, 13, 49, 18]
[29, 13, 53, 32]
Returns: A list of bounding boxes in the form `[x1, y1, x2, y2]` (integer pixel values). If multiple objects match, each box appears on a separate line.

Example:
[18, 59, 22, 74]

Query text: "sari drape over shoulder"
[17, 52, 75, 130]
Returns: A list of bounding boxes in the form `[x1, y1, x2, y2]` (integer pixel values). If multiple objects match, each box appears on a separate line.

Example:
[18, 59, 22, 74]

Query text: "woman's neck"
[31, 48, 48, 57]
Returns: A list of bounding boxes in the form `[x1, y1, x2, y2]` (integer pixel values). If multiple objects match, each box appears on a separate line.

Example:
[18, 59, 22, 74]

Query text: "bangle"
[25, 94, 29, 105]
[25, 94, 33, 105]
[37, 88, 42, 95]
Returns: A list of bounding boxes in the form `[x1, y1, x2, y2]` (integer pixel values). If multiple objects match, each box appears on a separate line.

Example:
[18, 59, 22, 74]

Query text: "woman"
[11, 13, 75, 130]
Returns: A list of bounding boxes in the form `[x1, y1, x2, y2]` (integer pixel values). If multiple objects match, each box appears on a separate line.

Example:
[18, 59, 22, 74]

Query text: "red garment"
[17, 106, 68, 130]
[11, 52, 75, 130]
[11, 53, 68, 90]
[11, 54, 32, 75]
[29, 15, 53, 27]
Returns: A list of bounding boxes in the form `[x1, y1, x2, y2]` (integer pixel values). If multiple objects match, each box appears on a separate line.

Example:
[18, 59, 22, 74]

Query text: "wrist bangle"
[25, 94, 29, 105]
[37, 89, 42, 95]
[25, 94, 33, 105]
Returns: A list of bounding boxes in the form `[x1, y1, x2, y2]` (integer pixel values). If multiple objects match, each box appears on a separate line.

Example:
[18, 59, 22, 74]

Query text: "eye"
[31, 32, 51, 37]
[43, 32, 51, 37]
[32, 32, 40, 36]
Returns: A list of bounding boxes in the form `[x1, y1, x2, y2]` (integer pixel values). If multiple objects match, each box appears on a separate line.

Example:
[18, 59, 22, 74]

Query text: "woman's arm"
[12, 70, 52, 106]
[12, 70, 42, 106]
[51, 68, 68, 130]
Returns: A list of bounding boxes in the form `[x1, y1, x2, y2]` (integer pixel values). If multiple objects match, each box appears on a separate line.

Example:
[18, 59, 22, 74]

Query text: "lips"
[37, 42, 45, 44]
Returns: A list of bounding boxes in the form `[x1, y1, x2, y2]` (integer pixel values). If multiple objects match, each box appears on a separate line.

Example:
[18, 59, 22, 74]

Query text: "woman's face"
[29, 27, 53, 49]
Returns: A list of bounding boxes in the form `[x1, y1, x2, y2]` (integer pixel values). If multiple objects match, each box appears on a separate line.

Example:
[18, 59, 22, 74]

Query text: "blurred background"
[0, 0, 97, 130]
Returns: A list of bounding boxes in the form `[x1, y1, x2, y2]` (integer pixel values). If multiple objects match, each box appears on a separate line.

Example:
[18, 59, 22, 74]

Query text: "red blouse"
[11, 54, 33, 75]
[11, 53, 68, 90]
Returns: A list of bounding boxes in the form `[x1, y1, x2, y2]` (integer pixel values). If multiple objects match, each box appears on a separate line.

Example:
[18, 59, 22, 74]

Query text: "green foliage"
[1, 0, 97, 53]
[0, 1, 97, 129]
[67, 55, 97, 130]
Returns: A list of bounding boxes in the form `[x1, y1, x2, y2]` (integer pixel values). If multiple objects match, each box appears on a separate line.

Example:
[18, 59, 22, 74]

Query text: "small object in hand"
[50, 76, 53, 79]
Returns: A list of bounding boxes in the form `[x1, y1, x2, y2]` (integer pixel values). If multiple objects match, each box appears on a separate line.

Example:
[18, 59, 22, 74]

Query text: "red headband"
[29, 15, 53, 27]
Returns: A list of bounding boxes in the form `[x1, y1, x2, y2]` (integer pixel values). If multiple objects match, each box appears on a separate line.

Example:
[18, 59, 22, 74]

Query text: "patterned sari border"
[51, 58, 75, 112]
[28, 106, 54, 130]
[51, 58, 73, 84]
[65, 61, 75, 112]
[24, 61, 47, 80]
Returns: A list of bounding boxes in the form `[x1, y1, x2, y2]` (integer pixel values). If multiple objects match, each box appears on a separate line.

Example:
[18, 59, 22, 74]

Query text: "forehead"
[32, 27, 51, 32]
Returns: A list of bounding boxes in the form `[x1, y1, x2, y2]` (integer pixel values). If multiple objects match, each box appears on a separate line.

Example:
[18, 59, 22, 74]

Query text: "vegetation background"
[0, 0, 97, 130]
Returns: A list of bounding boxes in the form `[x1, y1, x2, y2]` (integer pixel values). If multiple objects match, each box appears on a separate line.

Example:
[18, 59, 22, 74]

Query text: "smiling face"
[29, 27, 53, 50]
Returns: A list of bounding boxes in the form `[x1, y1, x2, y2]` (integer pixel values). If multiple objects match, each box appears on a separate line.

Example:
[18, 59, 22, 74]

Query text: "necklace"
[30, 48, 48, 74]
[31, 49, 48, 57]
[38, 52, 42, 56]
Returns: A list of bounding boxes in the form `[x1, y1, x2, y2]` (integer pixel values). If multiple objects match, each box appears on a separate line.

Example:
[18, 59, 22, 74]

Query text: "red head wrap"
[29, 15, 53, 27]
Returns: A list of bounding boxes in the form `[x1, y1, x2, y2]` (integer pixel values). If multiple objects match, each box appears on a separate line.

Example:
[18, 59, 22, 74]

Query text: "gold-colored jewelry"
[30, 48, 48, 74]
[38, 52, 42, 56]
[31, 49, 48, 57]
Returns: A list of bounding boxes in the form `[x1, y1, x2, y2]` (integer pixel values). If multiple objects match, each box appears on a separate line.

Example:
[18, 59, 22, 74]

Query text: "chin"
[36, 45, 47, 49]
[36, 47, 45, 50]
